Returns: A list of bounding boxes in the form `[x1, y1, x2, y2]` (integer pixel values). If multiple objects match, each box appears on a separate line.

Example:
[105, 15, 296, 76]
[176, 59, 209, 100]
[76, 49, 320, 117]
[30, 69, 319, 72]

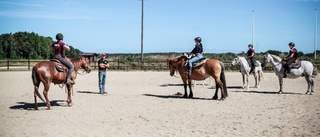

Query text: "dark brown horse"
[32, 56, 91, 110]
[169, 55, 228, 100]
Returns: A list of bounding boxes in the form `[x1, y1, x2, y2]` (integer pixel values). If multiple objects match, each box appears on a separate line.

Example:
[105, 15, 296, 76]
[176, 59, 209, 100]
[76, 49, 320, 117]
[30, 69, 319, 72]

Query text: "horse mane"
[269, 54, 282, 62]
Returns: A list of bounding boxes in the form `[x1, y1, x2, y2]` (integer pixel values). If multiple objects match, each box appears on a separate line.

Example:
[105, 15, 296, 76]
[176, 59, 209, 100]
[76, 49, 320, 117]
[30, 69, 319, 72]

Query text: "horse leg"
[253, 73, 258, 88]
[188, 79, 193, 98]
[257, 71, 261, 88]
[242, 74, 245, 89]
[310, 79, 314, 95]
[278, 76, 283, 94]
[246, 74, 249, 89]
[212, 79, 222, 100]
[34, 85, 40, 110]
[43, 83, 51, 109]
[67, 85, 73, 106]
[304, 76, 312, 95]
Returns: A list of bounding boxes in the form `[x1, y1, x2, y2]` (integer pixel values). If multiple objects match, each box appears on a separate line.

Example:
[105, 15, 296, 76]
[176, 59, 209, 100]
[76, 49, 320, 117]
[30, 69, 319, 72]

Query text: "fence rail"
[1, 59, 320, 71]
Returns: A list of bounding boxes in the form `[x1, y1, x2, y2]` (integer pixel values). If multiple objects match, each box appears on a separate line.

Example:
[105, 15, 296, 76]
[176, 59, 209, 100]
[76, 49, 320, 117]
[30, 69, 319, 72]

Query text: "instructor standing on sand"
[98, 53, 109, 94]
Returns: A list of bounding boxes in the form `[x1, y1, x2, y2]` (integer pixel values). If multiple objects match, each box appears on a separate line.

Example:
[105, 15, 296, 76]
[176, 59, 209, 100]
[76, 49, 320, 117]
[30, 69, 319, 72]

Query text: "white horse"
[231, 56, 263, 89]
[261, 53, 318, 94]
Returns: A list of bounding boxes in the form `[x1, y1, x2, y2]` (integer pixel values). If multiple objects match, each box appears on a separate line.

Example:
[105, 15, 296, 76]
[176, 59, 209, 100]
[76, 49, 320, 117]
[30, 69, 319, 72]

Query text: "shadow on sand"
[143, 94, 216, 101]
[77, 91, 101, 94]
[232, 90, 304, 95]
[9, 100, 65, 110]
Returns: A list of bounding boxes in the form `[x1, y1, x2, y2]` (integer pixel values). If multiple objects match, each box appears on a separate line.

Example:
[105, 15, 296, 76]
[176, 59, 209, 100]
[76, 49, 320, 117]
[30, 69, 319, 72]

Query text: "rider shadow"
[232, 90, 304, 95]
[77, 91, 101, 94]
[9, 100, 64, 110]
[143, 94, 212, 100]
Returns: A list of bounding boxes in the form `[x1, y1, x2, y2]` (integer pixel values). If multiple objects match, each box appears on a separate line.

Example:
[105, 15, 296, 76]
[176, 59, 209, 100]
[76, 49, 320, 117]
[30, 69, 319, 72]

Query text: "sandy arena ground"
[0, 71, 319, 137]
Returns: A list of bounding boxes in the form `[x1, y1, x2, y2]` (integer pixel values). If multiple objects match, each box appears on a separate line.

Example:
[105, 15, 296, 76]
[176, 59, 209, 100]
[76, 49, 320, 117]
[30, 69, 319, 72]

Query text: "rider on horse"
[187, 37, 204, 75]
[49, 33, 75, 85]
[283, 42, 298, 78]
[246, 44, 256, 74]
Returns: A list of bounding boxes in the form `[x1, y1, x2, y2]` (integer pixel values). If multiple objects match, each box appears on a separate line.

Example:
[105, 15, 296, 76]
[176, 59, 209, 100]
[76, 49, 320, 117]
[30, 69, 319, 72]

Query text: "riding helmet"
[194, 37, 202, 42]
[248, 44, 253, 47]
[56, 33, 64, 41]
[288, 42, 295, 47]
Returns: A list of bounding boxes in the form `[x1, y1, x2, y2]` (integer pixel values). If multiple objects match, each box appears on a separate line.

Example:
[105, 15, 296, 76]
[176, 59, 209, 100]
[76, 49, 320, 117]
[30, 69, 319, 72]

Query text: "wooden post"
[28, 58, 31, 70]
[7, 58, 9, 70]
[118, 58, 120, 69]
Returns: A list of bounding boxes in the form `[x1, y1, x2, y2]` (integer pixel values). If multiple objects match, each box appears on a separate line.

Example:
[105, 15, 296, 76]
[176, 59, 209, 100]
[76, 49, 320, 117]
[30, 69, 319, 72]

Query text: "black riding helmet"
[56, 33, 64, 41]
[194, 37, 202, 42]
[248, 44, 253, 47]
[288, 42, 295, 47]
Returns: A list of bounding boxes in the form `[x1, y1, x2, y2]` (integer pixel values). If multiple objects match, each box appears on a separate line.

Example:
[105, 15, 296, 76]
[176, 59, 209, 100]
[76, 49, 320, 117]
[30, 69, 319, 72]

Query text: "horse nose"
[170, 72, 174, 76]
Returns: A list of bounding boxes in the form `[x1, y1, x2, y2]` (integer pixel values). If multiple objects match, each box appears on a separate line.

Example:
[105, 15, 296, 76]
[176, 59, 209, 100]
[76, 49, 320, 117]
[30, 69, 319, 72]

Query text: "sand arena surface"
[0, 71, 319, 137]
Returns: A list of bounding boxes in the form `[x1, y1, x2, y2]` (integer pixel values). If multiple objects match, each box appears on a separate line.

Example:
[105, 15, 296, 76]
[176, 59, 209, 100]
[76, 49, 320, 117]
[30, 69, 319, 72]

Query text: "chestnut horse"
[32, 56, 91, 110]
[169, 55, 228, 100]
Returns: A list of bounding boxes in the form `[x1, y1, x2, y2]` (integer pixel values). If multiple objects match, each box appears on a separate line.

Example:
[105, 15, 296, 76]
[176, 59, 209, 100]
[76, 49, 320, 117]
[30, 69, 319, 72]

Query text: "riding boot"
[249, 68, 254, 74]
[66, 76, 75, 85]
[283, 70, 287, 78]
[188, 68, 192, 75]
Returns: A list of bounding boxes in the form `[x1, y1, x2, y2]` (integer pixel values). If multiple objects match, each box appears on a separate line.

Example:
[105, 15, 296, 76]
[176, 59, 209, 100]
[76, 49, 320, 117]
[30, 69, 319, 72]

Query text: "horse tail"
[32, 66, 46, 103]
[219, 62, 228, 96]
[312, 63, 318, 78]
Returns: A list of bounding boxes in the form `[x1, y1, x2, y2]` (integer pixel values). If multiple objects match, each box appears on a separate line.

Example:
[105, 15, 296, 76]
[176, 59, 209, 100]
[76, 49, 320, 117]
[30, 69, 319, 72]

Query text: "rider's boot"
[66, 76, 75, 85]
[188, 68, 192, 75]
[283, 70, 287, 78]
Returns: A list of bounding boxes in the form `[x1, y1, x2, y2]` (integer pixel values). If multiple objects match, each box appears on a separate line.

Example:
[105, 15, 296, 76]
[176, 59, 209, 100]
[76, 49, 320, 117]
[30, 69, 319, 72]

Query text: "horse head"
[231, 56, 240, 66]
[78, 56, 92, 73]
[261, 53, 274, 67]
[168, 56, 187, 76]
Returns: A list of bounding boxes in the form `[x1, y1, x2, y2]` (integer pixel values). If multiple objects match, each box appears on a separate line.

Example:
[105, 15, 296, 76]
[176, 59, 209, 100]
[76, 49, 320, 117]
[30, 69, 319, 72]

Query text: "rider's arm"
[63, 44, 70, 51]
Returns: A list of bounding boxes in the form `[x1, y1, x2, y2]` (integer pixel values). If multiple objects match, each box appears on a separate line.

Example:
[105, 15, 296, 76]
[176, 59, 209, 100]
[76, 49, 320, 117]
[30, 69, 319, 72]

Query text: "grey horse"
[261, 53, 318, 94]
[232, 56, 263, 89]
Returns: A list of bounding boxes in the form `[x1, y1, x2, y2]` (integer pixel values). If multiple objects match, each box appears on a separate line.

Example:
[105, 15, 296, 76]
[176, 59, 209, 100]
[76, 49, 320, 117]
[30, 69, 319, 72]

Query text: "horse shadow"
[232, 90, 304, 95]
[143, 94, 213, 100]
[9, 100, 65, 110]
[77, 91, 101, 94]
[159, 83, 184, 87]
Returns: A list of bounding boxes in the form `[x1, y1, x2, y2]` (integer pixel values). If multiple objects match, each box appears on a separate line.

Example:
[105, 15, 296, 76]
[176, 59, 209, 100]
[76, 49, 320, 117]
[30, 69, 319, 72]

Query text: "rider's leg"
[56, 56, 74, 84]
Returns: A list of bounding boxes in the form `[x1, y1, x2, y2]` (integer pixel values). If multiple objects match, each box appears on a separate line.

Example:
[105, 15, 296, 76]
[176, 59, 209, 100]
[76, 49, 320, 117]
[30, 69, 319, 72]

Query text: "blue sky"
[0, 0, 319, 54]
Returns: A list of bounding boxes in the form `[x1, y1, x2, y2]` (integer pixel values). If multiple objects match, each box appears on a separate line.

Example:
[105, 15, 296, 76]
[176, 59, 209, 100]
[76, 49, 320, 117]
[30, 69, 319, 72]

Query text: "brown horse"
[32, 56, 91, 110]
[169, 55, 228, 100]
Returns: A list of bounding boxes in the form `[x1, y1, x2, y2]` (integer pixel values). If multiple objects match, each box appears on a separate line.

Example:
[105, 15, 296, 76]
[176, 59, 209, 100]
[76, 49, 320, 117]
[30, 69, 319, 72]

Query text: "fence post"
[7, 58, 9, 70]
[28, 58, 31, 70]
[118, 58, 120, 69]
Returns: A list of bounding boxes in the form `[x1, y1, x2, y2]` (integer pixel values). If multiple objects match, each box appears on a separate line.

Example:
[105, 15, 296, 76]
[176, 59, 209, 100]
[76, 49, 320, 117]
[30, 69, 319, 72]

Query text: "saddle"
[50, 59, 71, 72]
[289, 61, 301, 69]
[190, 58, 207, 68]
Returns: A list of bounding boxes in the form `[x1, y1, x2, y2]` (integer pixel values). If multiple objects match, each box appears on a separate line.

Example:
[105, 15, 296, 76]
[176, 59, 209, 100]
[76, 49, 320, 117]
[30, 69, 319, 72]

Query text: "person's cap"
[101, 53, 106, 56]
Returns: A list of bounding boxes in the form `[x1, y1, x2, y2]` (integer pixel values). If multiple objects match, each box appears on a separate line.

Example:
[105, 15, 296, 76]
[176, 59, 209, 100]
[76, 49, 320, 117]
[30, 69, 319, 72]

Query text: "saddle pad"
[291, 61, 301, 69]
[192, 58, 207, 68]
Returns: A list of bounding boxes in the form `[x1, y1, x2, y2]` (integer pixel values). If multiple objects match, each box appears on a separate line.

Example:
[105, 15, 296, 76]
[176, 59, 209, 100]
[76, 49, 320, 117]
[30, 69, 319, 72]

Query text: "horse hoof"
[278, 91, 283, 94]
[183, 95, 188, 98]
[68, 103, 73, 106]
[212, 96, 218, 100]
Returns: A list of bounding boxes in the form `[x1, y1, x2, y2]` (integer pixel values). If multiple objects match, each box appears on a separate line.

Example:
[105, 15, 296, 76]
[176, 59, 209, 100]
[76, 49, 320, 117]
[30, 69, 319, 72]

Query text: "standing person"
[98, 53, 109, 94]
[187, 37, 204, 75]
[246, 44, 256, 74]
[49, 33, 74, 85]
[283, 42, 298, 78]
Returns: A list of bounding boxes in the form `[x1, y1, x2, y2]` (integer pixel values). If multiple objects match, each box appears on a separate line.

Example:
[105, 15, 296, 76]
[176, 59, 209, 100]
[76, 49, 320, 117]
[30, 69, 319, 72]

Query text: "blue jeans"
[188, 53, 203, 68]
[98, 71, 106, 93]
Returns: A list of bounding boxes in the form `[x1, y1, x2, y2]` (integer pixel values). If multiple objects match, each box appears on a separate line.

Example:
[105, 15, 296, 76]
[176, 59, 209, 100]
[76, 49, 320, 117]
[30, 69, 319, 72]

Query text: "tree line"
[0, 32, 82, 59]
[0, 32, 319, 63]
